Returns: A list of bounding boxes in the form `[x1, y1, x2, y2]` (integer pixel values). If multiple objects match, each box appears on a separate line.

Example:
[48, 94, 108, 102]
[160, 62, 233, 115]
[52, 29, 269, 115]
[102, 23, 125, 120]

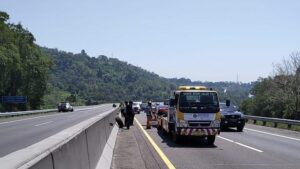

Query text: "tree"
[0, 11, 51, 111]
[241, 51, 300, 119]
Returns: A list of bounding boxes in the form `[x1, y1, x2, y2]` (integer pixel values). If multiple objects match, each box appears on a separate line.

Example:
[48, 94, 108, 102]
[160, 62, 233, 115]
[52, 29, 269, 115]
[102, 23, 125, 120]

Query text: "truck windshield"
[179, 92, 219, 113]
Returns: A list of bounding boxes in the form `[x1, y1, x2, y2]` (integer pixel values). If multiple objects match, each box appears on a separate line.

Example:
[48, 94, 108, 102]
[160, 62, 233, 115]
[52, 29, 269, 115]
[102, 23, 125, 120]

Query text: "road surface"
[0, 104, 114, 157]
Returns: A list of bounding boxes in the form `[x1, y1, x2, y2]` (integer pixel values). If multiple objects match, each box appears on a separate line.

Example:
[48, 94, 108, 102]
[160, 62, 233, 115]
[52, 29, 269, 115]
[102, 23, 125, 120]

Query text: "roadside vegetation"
[0, 12, 51, 111]
[241, 52, 300, 120]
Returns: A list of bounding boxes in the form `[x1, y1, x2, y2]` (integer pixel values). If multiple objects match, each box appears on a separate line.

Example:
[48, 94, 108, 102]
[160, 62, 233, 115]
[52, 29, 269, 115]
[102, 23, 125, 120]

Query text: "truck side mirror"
[226, 100, 230, 107]
[169, 99, 175, 107]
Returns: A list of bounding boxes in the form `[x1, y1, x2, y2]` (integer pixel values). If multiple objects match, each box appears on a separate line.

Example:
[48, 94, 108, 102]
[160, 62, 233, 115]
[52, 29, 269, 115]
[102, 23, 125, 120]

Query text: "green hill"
[42, 48, 176, 107]
[42, 48, 253, 107]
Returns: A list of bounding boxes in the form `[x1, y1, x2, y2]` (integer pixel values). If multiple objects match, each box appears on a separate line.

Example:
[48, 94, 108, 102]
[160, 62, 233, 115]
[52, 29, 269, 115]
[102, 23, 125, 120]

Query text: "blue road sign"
[1, 96, 27, 104]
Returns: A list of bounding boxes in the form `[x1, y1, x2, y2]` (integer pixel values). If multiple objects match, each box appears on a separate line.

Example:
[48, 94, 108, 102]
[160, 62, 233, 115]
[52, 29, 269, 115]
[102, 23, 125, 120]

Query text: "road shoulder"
[111, 115, 167, 169]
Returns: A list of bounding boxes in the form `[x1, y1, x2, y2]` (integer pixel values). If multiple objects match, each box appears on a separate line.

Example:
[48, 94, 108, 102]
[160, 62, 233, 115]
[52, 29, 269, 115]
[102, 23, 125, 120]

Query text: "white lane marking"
[218, 136, 264, 153]
[245, 128, 300, 142]
[218, 136, 234, 142]
[235, 142, 264, 153]
[0, 114, 64, 125]
[0, 105, 107, 125]
[34, 121, 53, 127]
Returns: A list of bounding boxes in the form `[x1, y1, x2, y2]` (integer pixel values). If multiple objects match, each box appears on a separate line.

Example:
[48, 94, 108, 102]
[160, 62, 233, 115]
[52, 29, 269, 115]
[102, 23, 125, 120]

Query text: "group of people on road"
[120, 100, 154, 130]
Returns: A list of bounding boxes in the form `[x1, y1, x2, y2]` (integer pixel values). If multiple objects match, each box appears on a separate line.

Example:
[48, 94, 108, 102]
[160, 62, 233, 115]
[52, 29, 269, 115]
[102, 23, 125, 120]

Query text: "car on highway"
[140, 103, 148, 111]
[132, 102, 141, 114]
[57, 102, 74, 112]
[156, 104, 169, 116]
[220, 102, 245, 132]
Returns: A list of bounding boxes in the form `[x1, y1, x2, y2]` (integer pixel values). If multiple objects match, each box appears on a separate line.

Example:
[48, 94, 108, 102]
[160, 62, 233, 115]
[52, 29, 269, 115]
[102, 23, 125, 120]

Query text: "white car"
[132, 102, 141, 114]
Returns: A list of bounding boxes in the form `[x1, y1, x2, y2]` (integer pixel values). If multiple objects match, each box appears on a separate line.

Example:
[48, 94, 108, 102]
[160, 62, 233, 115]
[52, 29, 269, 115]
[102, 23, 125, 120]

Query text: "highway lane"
[134, 113, 300, 169]
[0, 104, 114, 157]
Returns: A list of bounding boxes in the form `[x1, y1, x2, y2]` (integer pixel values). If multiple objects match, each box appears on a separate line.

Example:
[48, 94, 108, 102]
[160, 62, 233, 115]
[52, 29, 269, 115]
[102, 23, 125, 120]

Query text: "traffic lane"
[219, 124, 300, 165]
[0, 105, 105, 123]
[135, 113, 299, 169]
[0, 104, 109, 128]
[0, 104, 113, 157]
[245, 123, 300, 139]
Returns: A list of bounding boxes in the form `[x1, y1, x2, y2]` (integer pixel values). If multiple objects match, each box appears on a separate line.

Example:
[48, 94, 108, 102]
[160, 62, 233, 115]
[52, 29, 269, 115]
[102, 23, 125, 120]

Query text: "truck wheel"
[237, 126, 244, 132]
[221, 126, 227, 131]
[207, 135, 216, 145]
[157, 123, 162, 131]
[172, 132, 181, 144]
[157, 119, 164, 131]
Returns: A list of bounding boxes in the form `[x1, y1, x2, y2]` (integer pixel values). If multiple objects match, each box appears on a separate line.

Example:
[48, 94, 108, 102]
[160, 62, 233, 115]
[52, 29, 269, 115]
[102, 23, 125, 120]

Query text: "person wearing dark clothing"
[125, 101, 134, 129]
[145, 101, 153, 129]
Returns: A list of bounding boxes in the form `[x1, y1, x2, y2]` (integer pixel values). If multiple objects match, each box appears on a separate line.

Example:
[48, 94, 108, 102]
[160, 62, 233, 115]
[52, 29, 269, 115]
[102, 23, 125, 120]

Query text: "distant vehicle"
[220, 101, 245, 132]
[140, 103, 148, 111]
[132, 102, 141, 114]
[58, 102, 74, 112]
[156, 105, 169, 116]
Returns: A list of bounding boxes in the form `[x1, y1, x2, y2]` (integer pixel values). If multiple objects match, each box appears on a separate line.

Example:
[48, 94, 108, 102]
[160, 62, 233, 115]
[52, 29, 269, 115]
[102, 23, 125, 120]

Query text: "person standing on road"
[125, 101, 134, 129]
[145, 101, 152, 129]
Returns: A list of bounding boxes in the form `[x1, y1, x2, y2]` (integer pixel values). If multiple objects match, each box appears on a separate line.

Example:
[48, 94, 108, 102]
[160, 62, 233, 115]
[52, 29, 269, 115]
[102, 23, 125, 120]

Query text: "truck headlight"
[178, 120, 188, 127]
[211, 120, 220, 128]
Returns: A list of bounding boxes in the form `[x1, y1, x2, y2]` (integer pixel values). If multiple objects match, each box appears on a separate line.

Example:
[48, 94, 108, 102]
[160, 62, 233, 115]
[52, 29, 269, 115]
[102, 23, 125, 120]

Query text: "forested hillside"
[42, 47, 253, 107]
[42, 48, 176, 106]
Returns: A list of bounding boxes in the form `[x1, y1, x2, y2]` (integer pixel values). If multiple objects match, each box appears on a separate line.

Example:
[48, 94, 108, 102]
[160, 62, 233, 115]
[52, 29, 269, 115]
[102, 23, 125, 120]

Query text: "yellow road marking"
[134, 118, 176, 169]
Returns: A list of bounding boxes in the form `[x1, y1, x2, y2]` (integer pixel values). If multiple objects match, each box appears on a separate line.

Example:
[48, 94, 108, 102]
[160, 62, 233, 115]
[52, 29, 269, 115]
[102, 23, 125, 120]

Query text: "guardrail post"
[263, 121, 266, 126]
[253, 120, 257, 124]
[274, 122, 278, 128]
[288, 124, 292, 129]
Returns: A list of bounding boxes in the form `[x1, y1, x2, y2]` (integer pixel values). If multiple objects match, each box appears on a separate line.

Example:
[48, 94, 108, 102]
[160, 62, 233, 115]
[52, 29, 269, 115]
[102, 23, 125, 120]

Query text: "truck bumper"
[177, 128, 219, 136]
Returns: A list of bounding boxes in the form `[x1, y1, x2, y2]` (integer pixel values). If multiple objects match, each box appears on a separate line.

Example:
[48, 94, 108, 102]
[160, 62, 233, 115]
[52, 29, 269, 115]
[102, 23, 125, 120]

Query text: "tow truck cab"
[158, 86, 221, 145]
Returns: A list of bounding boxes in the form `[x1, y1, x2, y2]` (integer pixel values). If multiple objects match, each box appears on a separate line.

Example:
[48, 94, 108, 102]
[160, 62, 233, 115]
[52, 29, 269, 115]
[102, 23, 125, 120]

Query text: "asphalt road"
[134, 113, 300, 169]
[0, 104, 114, 157]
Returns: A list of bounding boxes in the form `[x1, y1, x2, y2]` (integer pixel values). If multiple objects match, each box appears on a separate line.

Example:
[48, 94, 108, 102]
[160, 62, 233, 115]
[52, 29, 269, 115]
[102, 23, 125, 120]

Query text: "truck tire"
[172, 132, 181, 144]
[207, 135, 216, 145]
[157, 119, 163, 130]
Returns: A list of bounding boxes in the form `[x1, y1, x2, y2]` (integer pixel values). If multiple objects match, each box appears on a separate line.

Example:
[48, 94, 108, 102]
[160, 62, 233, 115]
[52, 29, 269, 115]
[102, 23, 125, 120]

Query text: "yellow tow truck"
[157, 86, 221, 145]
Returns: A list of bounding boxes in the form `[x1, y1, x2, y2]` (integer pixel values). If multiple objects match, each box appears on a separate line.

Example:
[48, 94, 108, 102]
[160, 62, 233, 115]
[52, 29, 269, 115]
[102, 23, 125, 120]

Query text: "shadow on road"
[156, 128, 218, 149]
[220, 127, 241, 132]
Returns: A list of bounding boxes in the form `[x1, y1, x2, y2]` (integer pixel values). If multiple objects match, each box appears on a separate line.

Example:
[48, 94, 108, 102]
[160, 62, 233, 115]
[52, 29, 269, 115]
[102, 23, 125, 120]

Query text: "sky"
[1, 0, 300, 82]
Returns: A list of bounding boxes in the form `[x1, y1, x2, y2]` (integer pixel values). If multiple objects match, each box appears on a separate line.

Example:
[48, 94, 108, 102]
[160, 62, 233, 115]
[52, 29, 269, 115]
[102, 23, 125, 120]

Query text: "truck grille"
[188, 121, 211, 127]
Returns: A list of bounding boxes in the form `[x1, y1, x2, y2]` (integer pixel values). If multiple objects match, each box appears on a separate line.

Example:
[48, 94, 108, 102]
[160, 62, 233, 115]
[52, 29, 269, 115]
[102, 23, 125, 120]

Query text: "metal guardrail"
[245, 115, 300, 128]
[0, 109, 57, 118]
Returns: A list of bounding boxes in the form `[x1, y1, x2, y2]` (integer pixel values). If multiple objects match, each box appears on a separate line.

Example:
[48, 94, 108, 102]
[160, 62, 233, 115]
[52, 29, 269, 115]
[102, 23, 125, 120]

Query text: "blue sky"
[1, 0, 300, 82]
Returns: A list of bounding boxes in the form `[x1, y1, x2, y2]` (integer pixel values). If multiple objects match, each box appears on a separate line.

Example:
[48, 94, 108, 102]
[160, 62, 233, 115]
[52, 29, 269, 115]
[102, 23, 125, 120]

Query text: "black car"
[220, 102, 245, 132]
[58, 102, 74, 112]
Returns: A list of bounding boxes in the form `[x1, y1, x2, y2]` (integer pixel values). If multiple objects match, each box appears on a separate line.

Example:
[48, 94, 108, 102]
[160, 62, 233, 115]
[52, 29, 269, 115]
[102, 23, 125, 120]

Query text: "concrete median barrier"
[0, 106, 119, 169]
